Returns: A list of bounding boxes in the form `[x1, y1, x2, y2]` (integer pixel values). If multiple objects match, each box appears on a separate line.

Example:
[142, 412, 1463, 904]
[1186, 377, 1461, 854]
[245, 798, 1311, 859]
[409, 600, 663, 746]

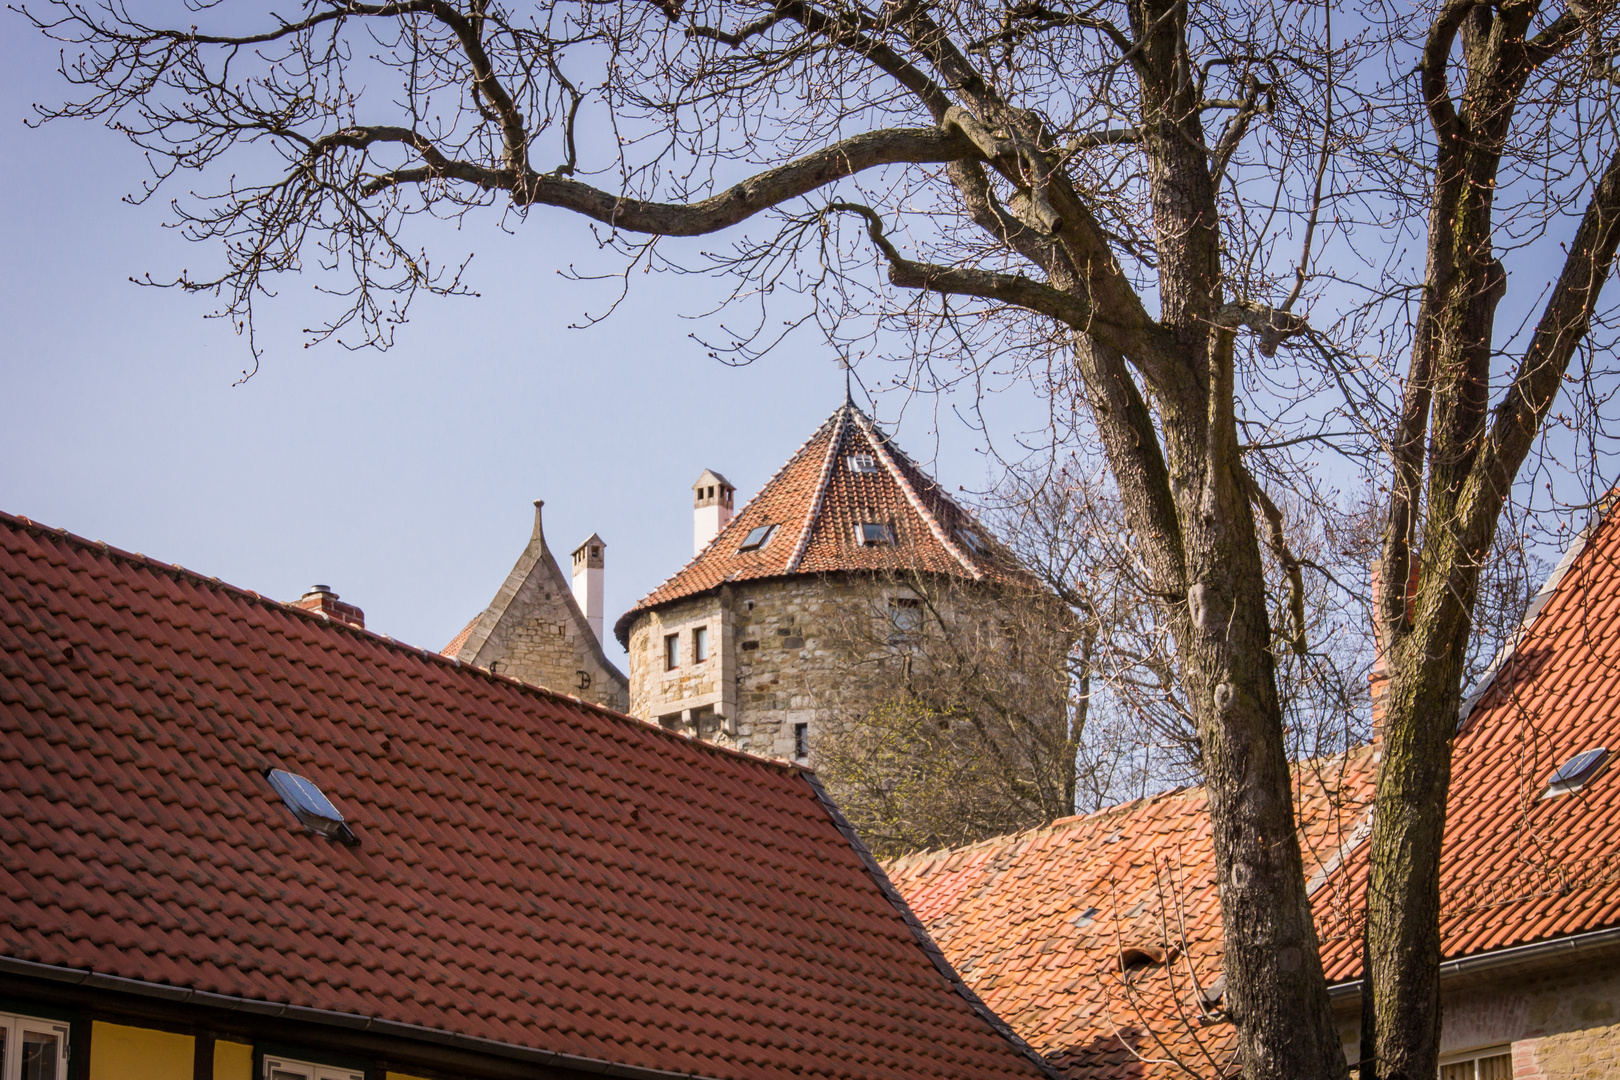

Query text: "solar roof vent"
[266, 768, 360, 845]
[1543, 747, 1610, 799]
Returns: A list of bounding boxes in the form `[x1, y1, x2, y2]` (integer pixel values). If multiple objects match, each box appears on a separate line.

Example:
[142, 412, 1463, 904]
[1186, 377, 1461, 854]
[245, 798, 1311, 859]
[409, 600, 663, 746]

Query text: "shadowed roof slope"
[615, 400, 1017, 645]
[885, 751, 1377, 1079]
[0, 510, 1054, 1080]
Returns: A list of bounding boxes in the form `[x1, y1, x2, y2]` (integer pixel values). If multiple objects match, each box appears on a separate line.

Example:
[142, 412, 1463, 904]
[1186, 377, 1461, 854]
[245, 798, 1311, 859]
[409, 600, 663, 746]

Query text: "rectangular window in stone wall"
[794, 722, 809, 759]
[694, 625, 710, 662]
[665, 633, 680, 670]
[1439, 1048, 1510, 1080]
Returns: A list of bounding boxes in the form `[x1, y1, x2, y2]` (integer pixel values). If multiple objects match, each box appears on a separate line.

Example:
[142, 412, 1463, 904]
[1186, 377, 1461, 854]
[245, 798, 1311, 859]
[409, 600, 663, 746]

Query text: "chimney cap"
[305, 585, 334, 597]
[693, 469, 734, 492]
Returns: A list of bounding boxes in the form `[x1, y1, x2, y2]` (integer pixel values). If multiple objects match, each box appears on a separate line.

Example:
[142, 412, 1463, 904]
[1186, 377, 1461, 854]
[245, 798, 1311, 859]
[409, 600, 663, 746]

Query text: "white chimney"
[571, 533, 606, 645]
[693, 469, 735, 555]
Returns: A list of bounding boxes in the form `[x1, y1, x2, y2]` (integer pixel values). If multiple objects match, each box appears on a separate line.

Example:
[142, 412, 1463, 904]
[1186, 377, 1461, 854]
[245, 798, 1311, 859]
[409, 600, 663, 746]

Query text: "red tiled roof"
[0, 510, 1053, 1080]
[615, 401, 1019, 645]
[1318, 498, 1620, 979]
[884, 752, 1375, 1079]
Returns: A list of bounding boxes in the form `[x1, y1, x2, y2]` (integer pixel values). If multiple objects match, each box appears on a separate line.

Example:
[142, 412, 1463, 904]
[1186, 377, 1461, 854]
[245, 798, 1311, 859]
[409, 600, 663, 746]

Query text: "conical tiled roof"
[615, 399, 1018, 644]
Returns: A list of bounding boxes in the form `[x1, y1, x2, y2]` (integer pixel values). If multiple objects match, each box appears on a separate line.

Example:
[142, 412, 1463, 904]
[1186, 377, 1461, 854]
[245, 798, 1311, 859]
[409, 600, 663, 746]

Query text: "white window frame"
[0, 1011, 70, 1080]
[263, 1055, 364, 1080]
[1437, 1045, 1511, 1080]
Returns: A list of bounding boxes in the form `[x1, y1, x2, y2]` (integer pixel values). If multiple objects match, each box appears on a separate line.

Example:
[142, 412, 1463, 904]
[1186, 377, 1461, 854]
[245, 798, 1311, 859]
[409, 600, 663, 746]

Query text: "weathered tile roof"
[615, 400, 1017, 645]
[884, 499, 1620, 1077]
[884, 752, 1375, 1078]
[1317, 498, 1620, 979]
[0, 510, 1055, 1080]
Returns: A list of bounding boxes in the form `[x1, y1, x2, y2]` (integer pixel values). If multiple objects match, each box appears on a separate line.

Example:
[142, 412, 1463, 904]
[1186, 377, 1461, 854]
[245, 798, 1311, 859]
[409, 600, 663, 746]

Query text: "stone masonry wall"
[628, 573, 968, 762]
[1334, 959, 1620, 1077]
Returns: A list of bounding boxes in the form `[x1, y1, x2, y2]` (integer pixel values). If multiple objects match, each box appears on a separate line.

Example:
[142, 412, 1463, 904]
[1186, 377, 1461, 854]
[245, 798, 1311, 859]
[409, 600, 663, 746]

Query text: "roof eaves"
[799, 770, 1068, 1080]
[847, 408, 982, 581]
[0, 954, 727, 1080]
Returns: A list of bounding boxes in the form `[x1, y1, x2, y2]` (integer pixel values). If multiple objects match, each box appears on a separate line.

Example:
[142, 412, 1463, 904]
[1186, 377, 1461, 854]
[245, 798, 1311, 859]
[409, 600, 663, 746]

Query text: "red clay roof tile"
[0, 510, 1051, 1080]
[614, 401, 1021, 644]
[887, 498, 1620, 1076]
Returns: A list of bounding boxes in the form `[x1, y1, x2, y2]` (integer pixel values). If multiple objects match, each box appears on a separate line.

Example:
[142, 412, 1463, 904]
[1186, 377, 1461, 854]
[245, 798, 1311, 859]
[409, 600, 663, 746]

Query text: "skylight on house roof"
[739, 523, 777, 552]
[1543, 747, 1610, 798]
[848, 454, 880, 474]
[266, 768, 360, 845]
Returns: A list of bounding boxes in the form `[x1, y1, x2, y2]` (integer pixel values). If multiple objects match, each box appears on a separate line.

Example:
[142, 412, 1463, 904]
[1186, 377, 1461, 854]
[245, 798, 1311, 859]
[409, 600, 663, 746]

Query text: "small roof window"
[957, 528, 985, 554]
[739, 523, 777, 552]
[1544, 747, 1610, 798]
[857, 522, 894, 546]
[848, 454, 880, 474]
[266, 768, 360, 845]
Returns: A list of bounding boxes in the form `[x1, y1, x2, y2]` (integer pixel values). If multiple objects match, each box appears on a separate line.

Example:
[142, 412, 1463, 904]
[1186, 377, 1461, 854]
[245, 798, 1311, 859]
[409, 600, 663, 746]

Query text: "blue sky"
[0, 22, 1028, 666]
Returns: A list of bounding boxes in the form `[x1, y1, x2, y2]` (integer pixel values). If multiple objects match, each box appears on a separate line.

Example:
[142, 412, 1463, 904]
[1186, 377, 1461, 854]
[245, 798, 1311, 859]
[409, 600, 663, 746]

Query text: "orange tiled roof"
[615, 400, 1018, 645]
[0, 510, 1055, 1080]
[440, 613, 479, 657]
[1318, 497, 1620, 979]
[885, 499, 1620, 1076]
[885, 751, 1375, 1078]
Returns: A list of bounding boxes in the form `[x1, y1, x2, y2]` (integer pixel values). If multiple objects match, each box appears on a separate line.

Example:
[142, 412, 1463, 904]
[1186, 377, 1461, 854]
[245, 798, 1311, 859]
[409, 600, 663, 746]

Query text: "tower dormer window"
[857, 522, 894, 546]
[848, 454, 880, 474]
[739, 524, 777, 552]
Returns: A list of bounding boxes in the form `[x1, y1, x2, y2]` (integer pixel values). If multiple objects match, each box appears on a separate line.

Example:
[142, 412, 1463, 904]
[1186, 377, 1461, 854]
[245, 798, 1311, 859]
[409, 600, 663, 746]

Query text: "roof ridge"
[848, 408, 982, 580]
[0, 509, 802, 776]
[618, 406, 845, 630]
[785, 404, 850, 574]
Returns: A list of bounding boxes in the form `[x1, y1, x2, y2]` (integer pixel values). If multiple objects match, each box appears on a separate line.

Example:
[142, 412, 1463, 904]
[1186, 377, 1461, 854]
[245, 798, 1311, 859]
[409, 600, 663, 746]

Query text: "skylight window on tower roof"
[266, 768, 360, 845]
[857, 522, 894, 546]
[848, 454, 880, 474]
[739, 523, 777, 552]
[957, 528, 985, 555]
[1543, 747, 1610, 798]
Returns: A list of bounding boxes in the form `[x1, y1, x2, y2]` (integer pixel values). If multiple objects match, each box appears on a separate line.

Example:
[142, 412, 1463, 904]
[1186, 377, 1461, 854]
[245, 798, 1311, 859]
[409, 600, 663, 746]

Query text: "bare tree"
[814, 567, 1078, 857]
[24, 0, 1620, 1074]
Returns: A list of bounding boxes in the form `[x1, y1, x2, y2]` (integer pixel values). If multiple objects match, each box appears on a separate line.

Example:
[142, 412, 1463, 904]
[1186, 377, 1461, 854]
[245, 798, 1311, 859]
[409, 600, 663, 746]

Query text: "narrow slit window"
[694, 625, 710, 663]
[793, 722, 809, 759]
[739, 524, 777, 552]
[665, 633, 680, 670]
[889, 598, 923, 636]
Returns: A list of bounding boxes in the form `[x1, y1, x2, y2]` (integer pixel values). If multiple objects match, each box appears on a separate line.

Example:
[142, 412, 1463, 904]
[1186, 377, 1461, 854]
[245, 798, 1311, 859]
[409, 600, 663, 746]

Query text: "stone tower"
[444, 501, 629, 712]
[614, 398, 1024, 761]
